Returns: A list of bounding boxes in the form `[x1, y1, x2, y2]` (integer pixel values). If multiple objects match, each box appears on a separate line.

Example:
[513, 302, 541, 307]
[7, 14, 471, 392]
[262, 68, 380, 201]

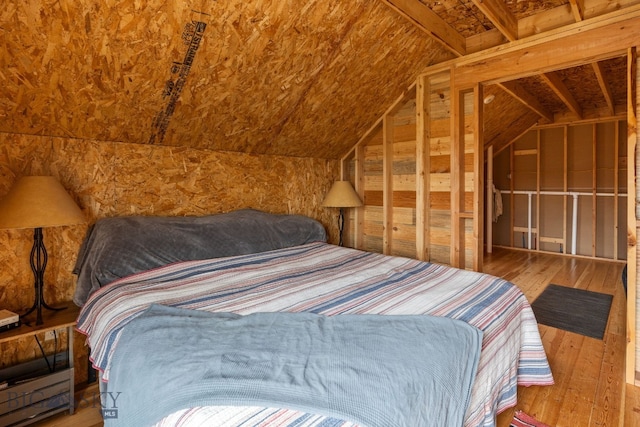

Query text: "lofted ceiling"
[0, 0, 637, 160]
[386, 0, 633, 152]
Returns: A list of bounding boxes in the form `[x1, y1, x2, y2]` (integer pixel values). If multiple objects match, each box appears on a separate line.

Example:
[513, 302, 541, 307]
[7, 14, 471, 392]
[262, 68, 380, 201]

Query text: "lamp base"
[22, 299, 66, 326]
[21, 228, 66, 326]
[338, 207, 345, 247]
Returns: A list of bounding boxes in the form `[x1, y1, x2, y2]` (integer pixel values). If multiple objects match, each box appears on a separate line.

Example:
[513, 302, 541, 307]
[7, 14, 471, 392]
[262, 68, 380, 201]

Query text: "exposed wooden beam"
[450, 84, 465, 268]
[541, 71, 583, 119]
[592, 124, 597, 257]
[353, 144, 365, 250]
[415, 75, 430, 262]
[467, 0, 639, 53]
[448, 5, 640, 86]
[473, 83, 484, 272]
[498, 81, 554, 122]
[625, 46, 637, 385]
[466, 29, 506, 55]
[562, 126, 568, 255]
[382, 113, 394, 255]
[532, 103, 625, 127]
[613, 120, 620, 260]
[592, 61, 616, 115]
[569, 0, 586, 21]
[381, 0, 466, 56]
[471, 0, 518, 41]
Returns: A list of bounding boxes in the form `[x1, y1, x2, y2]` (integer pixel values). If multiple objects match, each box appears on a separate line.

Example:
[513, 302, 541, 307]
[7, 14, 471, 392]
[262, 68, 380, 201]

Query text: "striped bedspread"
[77, 242, 553, 427]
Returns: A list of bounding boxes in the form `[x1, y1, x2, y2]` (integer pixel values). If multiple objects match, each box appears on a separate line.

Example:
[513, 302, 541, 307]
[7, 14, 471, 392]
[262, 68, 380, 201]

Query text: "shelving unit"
[0, 303, 79, 426]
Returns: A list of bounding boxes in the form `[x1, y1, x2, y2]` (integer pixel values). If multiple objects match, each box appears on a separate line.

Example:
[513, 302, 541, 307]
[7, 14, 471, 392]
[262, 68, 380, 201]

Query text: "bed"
[75, 209, 553, 427]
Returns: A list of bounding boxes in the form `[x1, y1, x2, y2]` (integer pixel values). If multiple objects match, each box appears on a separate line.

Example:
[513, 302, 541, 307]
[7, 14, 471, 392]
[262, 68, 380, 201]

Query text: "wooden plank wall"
[0, 132, 340, 384]
[357, 98, 420, 258]
[345, 20, 640, 384]
[392, 102, 419, 258]
[357, 92, 423, 257]
[345, 70, 479, 269]
[346, 22, 640, 383]
[428, 71, 454, 265]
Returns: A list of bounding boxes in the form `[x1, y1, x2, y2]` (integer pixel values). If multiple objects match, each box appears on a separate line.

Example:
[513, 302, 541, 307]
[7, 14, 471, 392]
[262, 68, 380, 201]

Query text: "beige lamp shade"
[0, 176, 85, 229]
[321, 181, 363, 208]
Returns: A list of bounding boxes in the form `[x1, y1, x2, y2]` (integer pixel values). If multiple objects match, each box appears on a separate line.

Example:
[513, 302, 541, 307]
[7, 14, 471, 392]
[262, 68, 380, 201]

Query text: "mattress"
[77, 242, 553, 427]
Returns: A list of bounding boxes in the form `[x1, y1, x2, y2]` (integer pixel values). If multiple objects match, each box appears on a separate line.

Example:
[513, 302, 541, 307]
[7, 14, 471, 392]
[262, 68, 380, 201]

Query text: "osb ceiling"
[0, 0, 637, 160]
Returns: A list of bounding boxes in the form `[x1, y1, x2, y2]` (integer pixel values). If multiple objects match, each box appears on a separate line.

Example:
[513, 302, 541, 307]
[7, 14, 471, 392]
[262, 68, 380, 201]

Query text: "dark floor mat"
[531, 284, 613, 340]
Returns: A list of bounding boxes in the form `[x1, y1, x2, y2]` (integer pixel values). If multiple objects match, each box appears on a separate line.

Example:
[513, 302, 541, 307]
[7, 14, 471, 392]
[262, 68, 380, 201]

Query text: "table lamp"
[0, 176, 85, 325]
[321, 180, 362, 246]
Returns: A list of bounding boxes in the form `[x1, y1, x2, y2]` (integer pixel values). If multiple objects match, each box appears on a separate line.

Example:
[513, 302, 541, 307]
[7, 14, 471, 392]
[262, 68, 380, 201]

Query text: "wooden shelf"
[0, 301, 77, 425]
[0, 302, 80, 344]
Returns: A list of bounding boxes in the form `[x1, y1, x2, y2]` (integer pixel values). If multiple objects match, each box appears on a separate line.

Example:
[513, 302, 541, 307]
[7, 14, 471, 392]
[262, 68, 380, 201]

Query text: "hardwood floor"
[36, 247, 639, 427]
[487, 247, 631, 427]
[35, 383, 104, 427]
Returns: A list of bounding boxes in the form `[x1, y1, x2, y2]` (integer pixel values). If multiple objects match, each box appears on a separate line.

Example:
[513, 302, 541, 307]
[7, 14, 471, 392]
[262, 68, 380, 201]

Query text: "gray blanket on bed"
[72, 209, 326, 306]
[105, 304, 482, 427]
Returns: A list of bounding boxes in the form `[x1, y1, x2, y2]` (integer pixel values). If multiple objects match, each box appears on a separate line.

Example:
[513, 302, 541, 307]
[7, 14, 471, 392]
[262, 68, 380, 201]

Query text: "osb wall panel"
[266, 2, 452, 159]
[112, 143, 335, 218]
[0, 131, 339, 384]
[0, 0, 199, 142]
[0, 0, 453, 160]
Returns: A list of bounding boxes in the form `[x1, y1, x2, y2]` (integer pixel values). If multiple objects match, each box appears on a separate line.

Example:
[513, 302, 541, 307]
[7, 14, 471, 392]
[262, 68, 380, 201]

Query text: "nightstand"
[0, 303, 79, 426]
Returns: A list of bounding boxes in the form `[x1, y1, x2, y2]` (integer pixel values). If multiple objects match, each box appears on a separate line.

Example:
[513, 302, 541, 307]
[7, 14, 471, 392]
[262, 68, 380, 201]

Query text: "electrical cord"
[34, 330, 59, 373]
[53, 331, 58, 373]
[34, 334, 52, 373]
